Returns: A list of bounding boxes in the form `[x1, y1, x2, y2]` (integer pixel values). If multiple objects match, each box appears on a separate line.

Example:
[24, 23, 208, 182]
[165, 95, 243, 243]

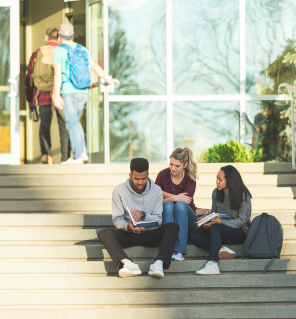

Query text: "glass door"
[0, 0, 20, 165]
[86, 0, 106, 163]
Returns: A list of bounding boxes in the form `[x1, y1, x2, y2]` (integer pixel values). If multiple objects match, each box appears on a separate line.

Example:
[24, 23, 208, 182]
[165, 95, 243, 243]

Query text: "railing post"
[292, 92, 295, 170]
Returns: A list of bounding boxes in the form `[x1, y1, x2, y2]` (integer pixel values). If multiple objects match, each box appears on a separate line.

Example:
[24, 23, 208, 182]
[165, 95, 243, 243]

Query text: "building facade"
[1, 0, 296, 164]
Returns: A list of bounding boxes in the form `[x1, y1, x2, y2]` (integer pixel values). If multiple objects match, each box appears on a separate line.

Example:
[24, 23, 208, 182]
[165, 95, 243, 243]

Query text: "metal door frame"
[0, 0, 20, 165]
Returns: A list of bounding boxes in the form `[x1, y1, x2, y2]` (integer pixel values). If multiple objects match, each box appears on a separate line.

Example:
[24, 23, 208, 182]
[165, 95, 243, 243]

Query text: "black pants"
[98, 222, 179, 270]
[188, 224, 247, 262]
[39, 105, 70, 162]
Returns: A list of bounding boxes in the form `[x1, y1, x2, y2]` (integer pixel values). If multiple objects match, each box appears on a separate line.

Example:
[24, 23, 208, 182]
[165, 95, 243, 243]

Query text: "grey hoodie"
[112, 177, 163, 231]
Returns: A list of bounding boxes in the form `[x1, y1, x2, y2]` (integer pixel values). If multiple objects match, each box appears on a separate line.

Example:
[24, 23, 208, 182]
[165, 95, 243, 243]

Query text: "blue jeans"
[62, 93, 88, 159]
[188, 224, 247, 262]
[163, 201, 197, 255]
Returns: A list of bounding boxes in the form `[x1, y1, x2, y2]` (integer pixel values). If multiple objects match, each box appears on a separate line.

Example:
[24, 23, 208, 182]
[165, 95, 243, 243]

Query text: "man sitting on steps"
[98, 158, 179, 278]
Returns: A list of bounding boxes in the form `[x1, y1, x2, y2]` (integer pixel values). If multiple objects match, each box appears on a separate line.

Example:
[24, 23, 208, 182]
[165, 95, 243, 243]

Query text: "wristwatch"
[141, 211, 146, 220]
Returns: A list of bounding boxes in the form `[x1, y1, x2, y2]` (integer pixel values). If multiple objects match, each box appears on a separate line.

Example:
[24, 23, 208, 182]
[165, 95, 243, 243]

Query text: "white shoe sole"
[171, 257, 185, 261]
[119, 269, 142, 278]
[219, 250, 236, 260]
[148, 270, 164, 278]
[196, 270, 220, 275]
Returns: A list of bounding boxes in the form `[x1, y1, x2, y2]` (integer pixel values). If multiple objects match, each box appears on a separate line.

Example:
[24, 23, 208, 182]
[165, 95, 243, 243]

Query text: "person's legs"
[39, 105, 52, 158]
[208, 224, 247, 262]
[55, 107, 70, 162]
[188, 227, 211, 251]
[62, 93, 87, 159]
[162, 202, 175, 224]
[97, 228, 137, 268]
[173, 201, 193, 255]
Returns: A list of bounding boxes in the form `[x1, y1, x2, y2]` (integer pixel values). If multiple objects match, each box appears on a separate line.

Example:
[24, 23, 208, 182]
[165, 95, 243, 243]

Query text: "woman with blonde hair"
[155, 147, 209, 261]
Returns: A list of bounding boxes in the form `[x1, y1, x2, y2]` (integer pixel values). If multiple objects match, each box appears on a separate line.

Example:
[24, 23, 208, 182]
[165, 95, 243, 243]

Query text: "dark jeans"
[39, 105, 70, 162]
[188, 224, 247, 262]
[98, 222, 179, 270]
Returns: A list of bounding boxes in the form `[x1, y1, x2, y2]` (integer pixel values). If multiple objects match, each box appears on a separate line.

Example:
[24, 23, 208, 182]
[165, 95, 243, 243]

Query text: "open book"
[197, 212, 230, 227]
[126, 206, 160, 230]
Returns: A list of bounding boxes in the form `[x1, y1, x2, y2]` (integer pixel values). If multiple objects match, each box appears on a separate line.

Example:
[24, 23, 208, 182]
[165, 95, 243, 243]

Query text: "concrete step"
[1, 186, 296, 200]
[0, 259, 295, 275]
[1, 306, 295, 319]
[0, 243, 295, 260]
[0, 213, 294, 227]
[0, 288, 295, 306]
[1, 273, 295, 289]
[1, 198, 296, 213]
[0, 225, 295, 244]
[0, 163, 295, 175]
[1, 173, 296, 188]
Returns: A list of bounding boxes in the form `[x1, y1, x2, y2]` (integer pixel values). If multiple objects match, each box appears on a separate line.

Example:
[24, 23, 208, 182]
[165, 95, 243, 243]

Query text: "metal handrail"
[278, 83, 296, 169]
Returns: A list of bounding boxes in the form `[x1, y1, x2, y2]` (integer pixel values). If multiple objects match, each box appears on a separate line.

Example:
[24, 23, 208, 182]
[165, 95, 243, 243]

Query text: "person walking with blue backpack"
[53, 23, 120, 164]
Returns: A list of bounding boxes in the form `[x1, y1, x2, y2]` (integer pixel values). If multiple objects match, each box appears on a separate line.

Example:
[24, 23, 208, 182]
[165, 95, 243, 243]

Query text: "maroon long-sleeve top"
[155, 167, 197, 211]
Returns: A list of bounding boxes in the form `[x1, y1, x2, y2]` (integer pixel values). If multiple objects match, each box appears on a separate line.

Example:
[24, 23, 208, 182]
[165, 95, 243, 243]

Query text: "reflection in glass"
[173, 0, 239, 95]
[88, 2, 104, 163]
[110, 102, 167, 162]
[246, 0, 296, 95]
[246, 101, 291, 162]
[174, 102, 240, 162]
[109, 0, 166, 95]
[0, 7, 10, 154]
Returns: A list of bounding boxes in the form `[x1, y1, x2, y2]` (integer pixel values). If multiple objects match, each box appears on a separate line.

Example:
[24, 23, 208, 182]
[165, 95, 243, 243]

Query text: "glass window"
[174, 102, 240, 162]
[246, 0, 296, 95]
[108, 0, 166, 95]
[0, 7, 10, 154]
[110, 102, 167, 162]
[246, 100, 291, 162]
[173, 0, 239, 95]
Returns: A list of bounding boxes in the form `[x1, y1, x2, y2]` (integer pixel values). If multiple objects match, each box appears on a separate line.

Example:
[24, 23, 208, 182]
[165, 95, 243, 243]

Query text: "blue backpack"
[60, 43, 91, 90]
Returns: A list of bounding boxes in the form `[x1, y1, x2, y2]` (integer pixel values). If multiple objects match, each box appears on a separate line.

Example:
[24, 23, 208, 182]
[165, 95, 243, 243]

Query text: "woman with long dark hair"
[189, 165, 252, 275]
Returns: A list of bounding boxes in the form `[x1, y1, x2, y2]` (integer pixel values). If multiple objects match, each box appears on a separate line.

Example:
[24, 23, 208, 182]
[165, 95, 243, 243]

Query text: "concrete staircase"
[0, 163, 296, 318]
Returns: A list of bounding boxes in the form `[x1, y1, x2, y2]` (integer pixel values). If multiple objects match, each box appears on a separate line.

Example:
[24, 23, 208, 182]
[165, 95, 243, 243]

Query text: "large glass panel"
[88, 2, 104, 163]
[246, 100, 291, 162]
[110, 102, 167, 162]
[0, 7, 10, 154]
[173, 0, 239, 95]
[109, 0, 166, 95]
[246, 0, 296, 95]
[174, 102, 240, 162]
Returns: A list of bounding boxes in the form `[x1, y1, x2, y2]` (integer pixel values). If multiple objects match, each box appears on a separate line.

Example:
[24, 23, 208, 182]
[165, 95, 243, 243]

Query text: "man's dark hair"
[216, 165, 252, 210]
[130, 158, 149, 173]
[46, 27, 59, 41]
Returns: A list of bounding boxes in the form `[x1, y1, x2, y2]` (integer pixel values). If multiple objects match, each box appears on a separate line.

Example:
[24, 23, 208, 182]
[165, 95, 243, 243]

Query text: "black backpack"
[241, 213, 283, 274]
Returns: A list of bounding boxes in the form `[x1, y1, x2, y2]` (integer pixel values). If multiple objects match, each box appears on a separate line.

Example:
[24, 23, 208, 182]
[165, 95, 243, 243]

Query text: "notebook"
[126, 206, 160, 230]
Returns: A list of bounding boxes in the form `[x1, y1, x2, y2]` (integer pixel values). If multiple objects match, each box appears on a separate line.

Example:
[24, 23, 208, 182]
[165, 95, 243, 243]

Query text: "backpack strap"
[262, 257, 276, 274]
[59, 44, 72, 52]
[242, 213, 266, 257]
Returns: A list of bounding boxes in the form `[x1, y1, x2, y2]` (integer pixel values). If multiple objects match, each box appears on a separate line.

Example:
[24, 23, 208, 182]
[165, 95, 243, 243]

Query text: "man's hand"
[203, 218, 222, 229]
[106, 78, 120, 85]
[55, 96, 64, 110]
[28, 102, 33, 112]
[130, 209, 144, 223]
[196, 208, 211, 216]
[174, 193, 192, 204]
[128, 219, 144, 233]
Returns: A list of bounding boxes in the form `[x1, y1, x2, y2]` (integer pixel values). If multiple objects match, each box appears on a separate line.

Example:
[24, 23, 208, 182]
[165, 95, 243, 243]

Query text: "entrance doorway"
[0, 0, 20, 164]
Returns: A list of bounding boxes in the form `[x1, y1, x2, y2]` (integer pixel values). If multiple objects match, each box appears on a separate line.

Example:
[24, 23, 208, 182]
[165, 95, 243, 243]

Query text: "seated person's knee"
[174, 201, 188, 212]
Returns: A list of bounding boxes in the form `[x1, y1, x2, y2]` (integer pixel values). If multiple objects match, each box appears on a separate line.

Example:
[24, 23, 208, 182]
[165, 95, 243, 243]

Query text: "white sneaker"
[81, 152, 89, 163]
[171, 252, 185, 261]
[118, 260, 142, 278]
[61, 158, 83, 164]
[196, 261, 220, 275]
[148, 260, 164, 278]
[219, 246, 236, 260]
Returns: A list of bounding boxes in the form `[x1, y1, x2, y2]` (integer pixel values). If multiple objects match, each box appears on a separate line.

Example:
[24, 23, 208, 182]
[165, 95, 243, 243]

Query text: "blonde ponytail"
[170, 147, 199, 181]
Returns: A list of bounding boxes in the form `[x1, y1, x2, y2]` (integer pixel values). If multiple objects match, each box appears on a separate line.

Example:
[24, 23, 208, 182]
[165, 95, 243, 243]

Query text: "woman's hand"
[174, 193, 192, 204]
[196, 208, 211, 216]
[203, 218, 222, 229]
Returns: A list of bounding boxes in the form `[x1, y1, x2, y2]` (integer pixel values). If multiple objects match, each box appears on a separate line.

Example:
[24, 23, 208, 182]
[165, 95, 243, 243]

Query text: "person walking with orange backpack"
[26, 27, 70, 164]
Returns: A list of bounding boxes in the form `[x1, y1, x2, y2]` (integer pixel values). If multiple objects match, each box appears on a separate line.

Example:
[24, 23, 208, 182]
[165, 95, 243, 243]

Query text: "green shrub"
[204, 140, 262, 163]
